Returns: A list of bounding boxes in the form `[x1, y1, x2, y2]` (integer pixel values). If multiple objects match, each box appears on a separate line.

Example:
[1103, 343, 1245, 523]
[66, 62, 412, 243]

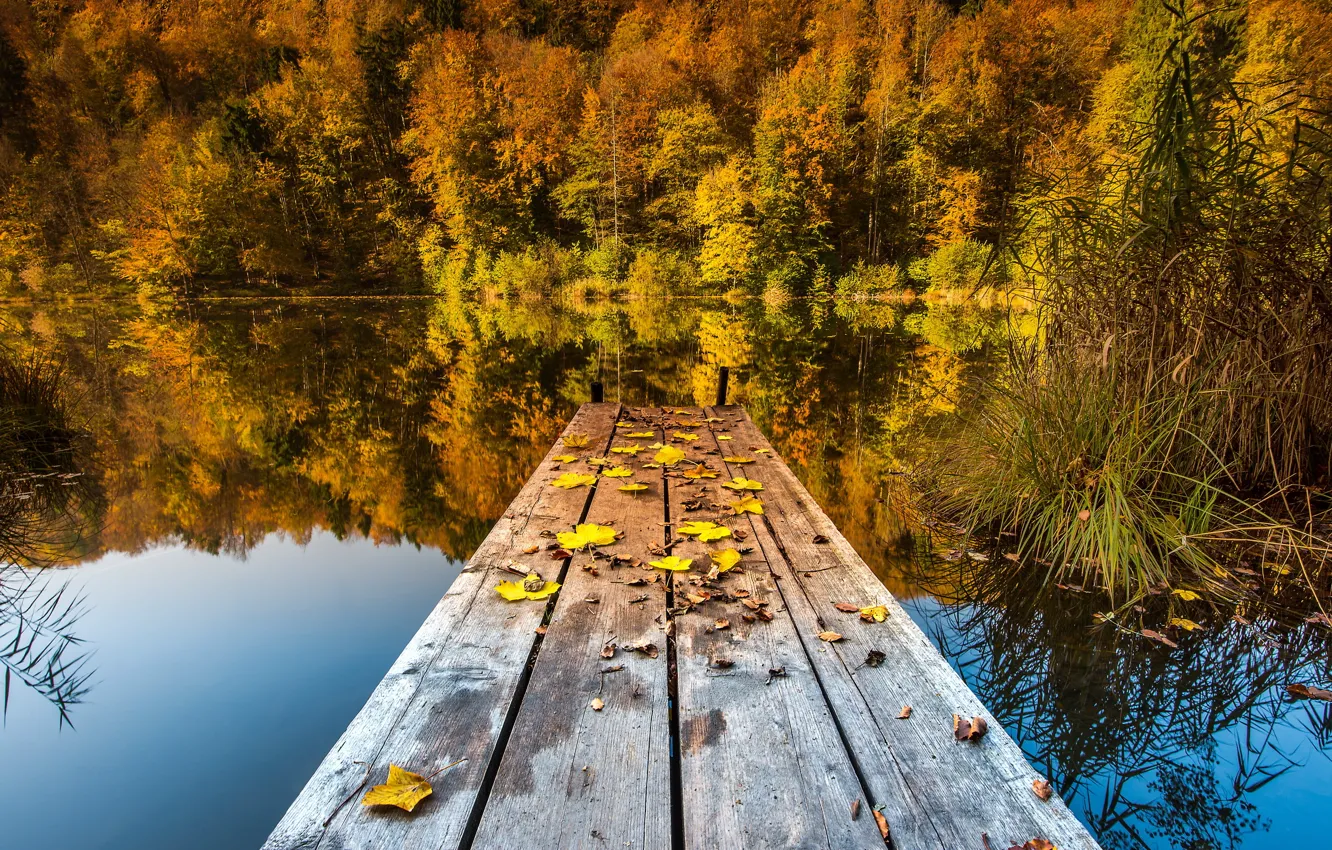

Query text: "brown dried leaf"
[873, 810, 889, 840]
[1032, 779, 1053, 801]
[1288, 683, 1332, 701]
[523, 545, 540, 555]
[714, 618, 730, 630]
[850, 798, 861, 820]
[897, 705, 912, 720]
[600, 643, 616, 659]
[864, 650, 886, 668]
[590, 697, 605, 711]
[834, 602, 860, 613]
[818, 631, 843, 642]
[812, 534, 830, 544]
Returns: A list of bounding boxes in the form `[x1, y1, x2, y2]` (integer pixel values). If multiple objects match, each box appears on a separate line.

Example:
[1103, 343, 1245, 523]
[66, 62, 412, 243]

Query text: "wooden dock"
[265, 403, 1101, 850]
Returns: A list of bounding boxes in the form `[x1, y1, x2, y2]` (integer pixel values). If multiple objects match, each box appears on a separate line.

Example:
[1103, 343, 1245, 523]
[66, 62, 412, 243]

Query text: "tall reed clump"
[935, 2, 1332, 603]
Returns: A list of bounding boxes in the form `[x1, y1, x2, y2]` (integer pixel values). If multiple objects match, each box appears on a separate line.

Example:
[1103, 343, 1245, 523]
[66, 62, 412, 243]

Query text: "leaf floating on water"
[722, 456, 756, 464]
[1140, 629, 1178, 648]
[859, 605, 888, 623]
[729, 496, 764, 515]
[710, 548, 742, 572]
[654, 445, 686, 466]
[1170, 588, 1201, 601]
[722, 477, 764, 491]
[601, 466, 633, 478]
[818, 631, 843, 642]
[552, 472, 597, 489]
[361, 765, 434, 812]
[650, 555, 693, 571]
[496, 574, 561, 601]
[678, 521, 732, 542]
[557, 524, 618, 550]
[1032, 778, 1053, 801]
[1169, 617, 1204, 631]
[1288, 683, 1332, 701]
[619, 483, 648, 493]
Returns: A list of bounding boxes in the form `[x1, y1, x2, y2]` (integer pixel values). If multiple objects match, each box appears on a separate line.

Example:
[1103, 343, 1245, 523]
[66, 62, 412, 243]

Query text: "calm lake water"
[0, 296, 1327, 850]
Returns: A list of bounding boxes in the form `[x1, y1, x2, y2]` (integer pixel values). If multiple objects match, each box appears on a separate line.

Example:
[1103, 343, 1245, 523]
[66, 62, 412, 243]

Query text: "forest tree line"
[2, 0, 1326, 297]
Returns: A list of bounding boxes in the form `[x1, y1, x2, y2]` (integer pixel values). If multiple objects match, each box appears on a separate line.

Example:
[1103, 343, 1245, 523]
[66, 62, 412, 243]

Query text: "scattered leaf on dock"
[361, 765, 433, 813]
[818, 631, 843, 642]
[897, 705, 912, 719]
[650, 555, 693, 571]
[552, 472, 597, 489]
[1032, 778, 1053, 801]
[710, 548, 741, 572]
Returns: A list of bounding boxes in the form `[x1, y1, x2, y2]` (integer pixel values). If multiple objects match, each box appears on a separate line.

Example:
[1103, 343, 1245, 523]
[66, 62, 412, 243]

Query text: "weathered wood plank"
[665, 408, 885, 849]
[263, 402, 622, 850]
[709, 405, 1101, 850]
[471, 406, 671, 850]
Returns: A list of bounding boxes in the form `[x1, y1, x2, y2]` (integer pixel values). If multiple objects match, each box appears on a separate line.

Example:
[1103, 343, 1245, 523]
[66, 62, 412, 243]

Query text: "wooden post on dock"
[715, 367, 729, 406]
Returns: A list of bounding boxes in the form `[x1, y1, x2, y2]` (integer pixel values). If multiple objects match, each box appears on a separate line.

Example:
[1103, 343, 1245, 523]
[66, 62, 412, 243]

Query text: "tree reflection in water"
[0, 354, 102, 726]
[905, 555, 1332, 850]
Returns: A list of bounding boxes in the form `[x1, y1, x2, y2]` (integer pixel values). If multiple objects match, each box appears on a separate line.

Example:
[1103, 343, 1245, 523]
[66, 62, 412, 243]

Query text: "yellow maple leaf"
[625, 431, 655, 438]
[611, 444, 642, 454]
[723, 456, 756, 464]
[651, 555, 693, 571]
[557, 524, 617, 550]
[710, 548, 742, 572]
[1169, 617, 1203, 631]
[552, 454, 577, 463]
[601, 466, 633, 478]
[563, 434, 590, 448]
[754, 449, 772, 454]
[717, 435, 733, 441]
[619, 483, 648, 493]
[859, 605, 888, 623]
[730, 496, 764, 515]
[361, 764, 433, 812]
[586, 456, 611, 467]
[678, 521, 732, 542]
[655, 445, 686, 466]
[1171, 589, 1201, 602]
[722, 477, 763, 491]
[496, 573, 561, 601]
[552, 472, 597, 489]
[683, 467, 718, 479]
[673, 431, 699, 441]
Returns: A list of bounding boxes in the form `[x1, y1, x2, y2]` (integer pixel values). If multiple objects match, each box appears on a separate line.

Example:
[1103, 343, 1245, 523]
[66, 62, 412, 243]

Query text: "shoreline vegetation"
[2, 0, 1329, 611]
